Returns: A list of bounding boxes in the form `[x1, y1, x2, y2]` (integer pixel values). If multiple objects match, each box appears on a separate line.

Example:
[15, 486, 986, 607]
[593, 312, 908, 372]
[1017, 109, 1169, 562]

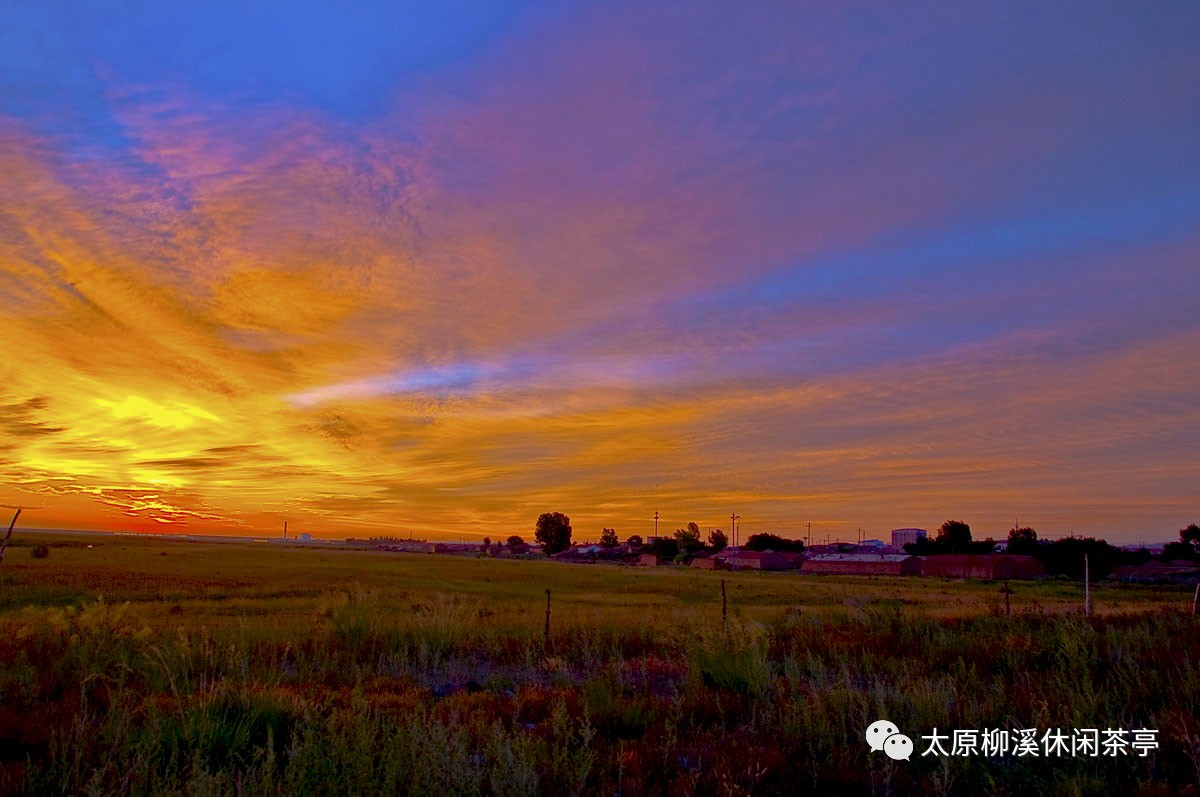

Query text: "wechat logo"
[866, 720, 913, 761]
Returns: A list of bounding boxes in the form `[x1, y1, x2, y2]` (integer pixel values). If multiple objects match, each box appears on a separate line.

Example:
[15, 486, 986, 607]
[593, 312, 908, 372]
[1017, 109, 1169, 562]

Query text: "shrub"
[31, 545, 49, 559]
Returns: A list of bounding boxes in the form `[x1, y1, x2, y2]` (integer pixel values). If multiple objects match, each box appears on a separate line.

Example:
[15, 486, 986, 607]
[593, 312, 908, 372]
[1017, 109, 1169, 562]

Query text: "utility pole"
[0, 507, 21, 567]
[807, 521, 812, 547]
[654, 511, 659, 540]
[730, 513, 740, 548]
[283, 520, 287, 540]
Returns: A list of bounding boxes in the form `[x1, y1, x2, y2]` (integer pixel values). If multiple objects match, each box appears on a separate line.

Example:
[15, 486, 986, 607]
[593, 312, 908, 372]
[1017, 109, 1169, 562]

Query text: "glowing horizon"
[2, 2, 1197, 544]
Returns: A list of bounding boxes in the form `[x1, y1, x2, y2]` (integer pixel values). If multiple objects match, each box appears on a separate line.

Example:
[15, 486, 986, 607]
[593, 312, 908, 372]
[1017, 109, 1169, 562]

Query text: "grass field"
[1, 533, 1198, 795]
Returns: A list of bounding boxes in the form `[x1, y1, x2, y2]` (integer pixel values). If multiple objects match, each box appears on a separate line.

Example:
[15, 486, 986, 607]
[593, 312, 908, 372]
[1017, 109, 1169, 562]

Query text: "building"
[921, 554, 1044, 580]
[433, 542, 479, 555]
[891, 528, 927, 549]
[719, 551, 804, 571]
[385, 541, 436, 553]
[803, 553, 922, 576]
[551, 546, 597, 563]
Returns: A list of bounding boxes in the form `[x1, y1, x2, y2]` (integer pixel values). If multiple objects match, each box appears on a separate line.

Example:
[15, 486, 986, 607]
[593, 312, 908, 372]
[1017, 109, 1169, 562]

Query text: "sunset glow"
[2, 2, 1197, 542]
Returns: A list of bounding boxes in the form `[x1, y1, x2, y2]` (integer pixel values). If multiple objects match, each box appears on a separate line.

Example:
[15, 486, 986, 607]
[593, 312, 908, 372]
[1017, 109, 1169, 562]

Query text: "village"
[338, 521, 1200, 585]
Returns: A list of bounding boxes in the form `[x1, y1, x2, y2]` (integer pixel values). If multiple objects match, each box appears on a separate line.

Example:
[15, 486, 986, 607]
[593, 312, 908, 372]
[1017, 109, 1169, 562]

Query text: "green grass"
[1, 533, 1197, 795]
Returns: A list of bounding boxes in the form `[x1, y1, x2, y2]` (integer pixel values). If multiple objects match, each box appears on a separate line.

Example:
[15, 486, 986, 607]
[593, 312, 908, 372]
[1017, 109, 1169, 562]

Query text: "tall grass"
[2, 542, 1198, 795]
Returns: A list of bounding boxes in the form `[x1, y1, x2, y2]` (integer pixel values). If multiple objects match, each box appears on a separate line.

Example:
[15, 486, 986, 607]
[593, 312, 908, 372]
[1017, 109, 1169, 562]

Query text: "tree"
[1181, 524, 1200, 553]
[745, 532, 805, 553]
[1006, 526, 1038, 556]
[708, 528, 728, 551]
[1161, 541, 1196, 562]
[1036, 536, 1119, 579]
[599, 527, 619, 548]
[506, 535, 524, 549]
[674, 522, 704, 553]
[482, 536, 491, 547]
[535, 512, 573, 555]
[936, 520, 973, 550]
[1162, 523, 1199, 562]
[626, 534, 644, 548]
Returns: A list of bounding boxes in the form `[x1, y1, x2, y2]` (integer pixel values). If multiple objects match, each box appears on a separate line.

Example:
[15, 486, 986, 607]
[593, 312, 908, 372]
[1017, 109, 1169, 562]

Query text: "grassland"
[1, 533, 1198, 795]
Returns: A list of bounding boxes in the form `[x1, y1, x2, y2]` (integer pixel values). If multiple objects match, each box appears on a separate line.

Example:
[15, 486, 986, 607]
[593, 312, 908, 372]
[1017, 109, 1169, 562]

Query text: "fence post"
[544, 589, 552, 649]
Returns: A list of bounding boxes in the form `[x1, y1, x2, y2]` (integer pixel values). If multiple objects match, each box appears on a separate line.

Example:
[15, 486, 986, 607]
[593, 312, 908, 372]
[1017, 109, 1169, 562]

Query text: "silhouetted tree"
[535, 512, 573, 555]
[708, 528, 728, 551]
[1181, 524, 1200, 554]
[1037, 536, 1120, 579]
[506, 535, 524, 549]
[599, 527, 619, 548]
[626, 534, 644, 548]
[674, 522, 704, 553]
[482, 536, 491, 547]
[1007, 526, 1038, 556]
[1161, 541, 1196, 562]
[745, 533, 805, 553]
[936, 520, 973, 551]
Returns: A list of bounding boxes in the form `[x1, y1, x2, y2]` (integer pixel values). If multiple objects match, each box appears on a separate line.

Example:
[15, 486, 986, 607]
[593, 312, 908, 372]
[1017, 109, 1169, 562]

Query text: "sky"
[1, 1, 1197, 544]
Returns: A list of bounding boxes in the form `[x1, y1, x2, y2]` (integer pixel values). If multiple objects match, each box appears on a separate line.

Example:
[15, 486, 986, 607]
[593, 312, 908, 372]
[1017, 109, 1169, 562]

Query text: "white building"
[890, 528, 927, 549]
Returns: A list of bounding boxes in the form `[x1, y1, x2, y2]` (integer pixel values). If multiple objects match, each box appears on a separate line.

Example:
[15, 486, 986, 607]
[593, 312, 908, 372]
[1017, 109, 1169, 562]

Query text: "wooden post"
[1004, 580, 1011, 617]
[543, 589, 552, 649]
[721, 578, 727, 629]
[1084, 554, 1091, 617]
[0, 508, 20, 567]
[1192, 583, 1198, 616]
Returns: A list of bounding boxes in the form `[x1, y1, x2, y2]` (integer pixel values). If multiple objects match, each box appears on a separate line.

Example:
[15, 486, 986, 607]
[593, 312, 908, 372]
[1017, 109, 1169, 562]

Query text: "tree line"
[526, 513, 1200, 580]
[905, 519, 1200, 579]
[530, 513, 805, 560]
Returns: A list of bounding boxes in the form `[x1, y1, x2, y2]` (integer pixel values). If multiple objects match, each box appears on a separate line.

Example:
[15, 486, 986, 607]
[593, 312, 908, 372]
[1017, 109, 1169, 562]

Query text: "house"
[636, 553, 661, 566]
[803, 553, 922, 576]
[690, 555, 719, 569]
[553, 546, 599, 563]
[921, 554, 1044, 580]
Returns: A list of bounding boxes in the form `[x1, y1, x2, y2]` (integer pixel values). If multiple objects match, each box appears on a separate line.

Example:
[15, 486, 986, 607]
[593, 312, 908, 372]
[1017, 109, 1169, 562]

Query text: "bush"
[31, 545, 49, 559]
